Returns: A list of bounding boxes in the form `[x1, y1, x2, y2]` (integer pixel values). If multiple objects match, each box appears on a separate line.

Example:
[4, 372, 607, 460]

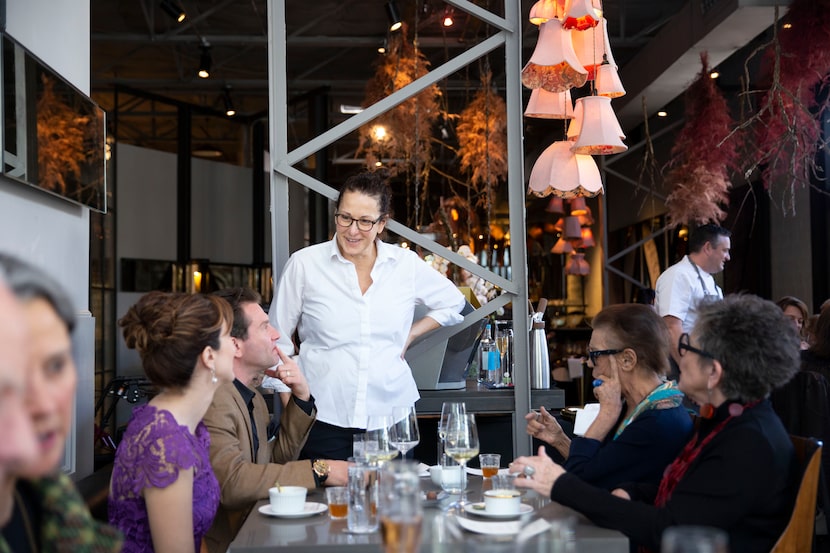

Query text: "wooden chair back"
[770, 435, 822, 553]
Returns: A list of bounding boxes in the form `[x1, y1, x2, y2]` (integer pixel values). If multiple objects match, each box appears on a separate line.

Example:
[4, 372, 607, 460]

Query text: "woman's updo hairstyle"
[119, 291, 232, 389]
[335, 169, 393, 218]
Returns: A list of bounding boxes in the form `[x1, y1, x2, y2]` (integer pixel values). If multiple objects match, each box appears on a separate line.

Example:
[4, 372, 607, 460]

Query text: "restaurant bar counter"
[227, 475, 627, 553]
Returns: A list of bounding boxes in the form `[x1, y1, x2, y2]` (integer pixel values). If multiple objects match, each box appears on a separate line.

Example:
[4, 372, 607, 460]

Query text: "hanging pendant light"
[564, 216, 582, 239]
[595, 59, 626, 98]
[545, 196, 565, 214]
[562, 0, 602, 31]
[572, 17, 616, 80]
[580, 227, 596, 247]
[525, 88, 574, 119]
[566, 97, 583, 141]
[529, 0, 565, 25]
[522, 20, 588, 93]
[551, 237, 574, 254]
[571, 96, 627, 155]
[528, 141, 603, 199]
[565, 252, 591, 275]
[569, 196, 588, 215]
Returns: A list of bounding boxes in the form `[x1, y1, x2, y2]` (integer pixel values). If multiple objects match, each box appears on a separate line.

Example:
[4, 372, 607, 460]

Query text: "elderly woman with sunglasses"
[512, 294, 799, 552]
[525, 304, 692, 490]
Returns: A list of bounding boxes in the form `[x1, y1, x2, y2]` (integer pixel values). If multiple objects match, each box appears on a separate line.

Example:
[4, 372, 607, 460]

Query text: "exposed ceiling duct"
[615, 0, 790, 132]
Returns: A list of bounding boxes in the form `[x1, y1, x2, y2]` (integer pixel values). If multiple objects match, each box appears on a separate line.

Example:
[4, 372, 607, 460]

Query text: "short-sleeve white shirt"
[655, 256, 722, 333]
[265, 238, 465, 429]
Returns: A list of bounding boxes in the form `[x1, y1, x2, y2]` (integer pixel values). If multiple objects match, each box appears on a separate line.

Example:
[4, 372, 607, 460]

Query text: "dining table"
[227, 471, 629, 553]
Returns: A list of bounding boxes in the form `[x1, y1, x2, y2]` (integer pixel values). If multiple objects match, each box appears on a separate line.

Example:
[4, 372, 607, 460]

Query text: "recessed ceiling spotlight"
[710, 71, 720, 79]
[782, 22, 793, 29]
[385, 1, 402, 32]
[223, 86, 236, 117]
[657, 111, 668, 117]
[198, 43, 211, 79]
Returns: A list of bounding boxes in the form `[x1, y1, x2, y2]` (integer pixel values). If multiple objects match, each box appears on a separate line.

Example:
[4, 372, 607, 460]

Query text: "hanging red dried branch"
[356, 25, 441, 180]
[755, 0, 830, 210]
[456, 70, 508, 209]
[664, 52, 741, 227]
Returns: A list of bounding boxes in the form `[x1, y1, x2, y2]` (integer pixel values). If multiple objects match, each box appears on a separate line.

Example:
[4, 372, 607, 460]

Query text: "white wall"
[0, 0, 94, 479]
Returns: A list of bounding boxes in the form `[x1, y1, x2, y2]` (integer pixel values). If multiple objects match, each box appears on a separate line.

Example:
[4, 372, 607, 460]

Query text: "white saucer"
[258, 502, 328, 518]
[464, 502, 533, 519]
[456, 515, 523, 536]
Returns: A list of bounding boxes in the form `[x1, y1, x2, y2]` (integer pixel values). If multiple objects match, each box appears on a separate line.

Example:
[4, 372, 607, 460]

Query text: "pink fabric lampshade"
[525, 88, 575, 119]
[571, 95, 627, 155]
[596, 62, 626, 98]
[528, 141, 603, 198]
[522, 20, 588, 93]
[572, 18, 617, 80]
[562, 0, 602, 31]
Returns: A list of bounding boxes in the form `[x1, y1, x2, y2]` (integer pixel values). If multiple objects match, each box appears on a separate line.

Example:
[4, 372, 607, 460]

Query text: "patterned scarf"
[613, 381, 685, 440]
[654, 400, 758, 507]
[0, 472, 123, 553]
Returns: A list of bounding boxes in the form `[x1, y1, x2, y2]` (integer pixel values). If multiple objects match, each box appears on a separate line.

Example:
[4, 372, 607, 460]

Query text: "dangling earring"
[700, 388, 715, 419]
[211, 367, 218, 384]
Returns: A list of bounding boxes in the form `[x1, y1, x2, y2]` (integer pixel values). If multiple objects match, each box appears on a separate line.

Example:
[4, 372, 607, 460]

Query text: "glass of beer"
[379, 460, 423, 553]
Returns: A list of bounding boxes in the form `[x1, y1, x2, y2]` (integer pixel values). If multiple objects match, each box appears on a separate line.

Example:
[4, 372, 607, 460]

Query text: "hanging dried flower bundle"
[456, 71, 508, 208]
[664, 53, 740, 227]
[752, 0, 830, 210]
[356, 25, 441, 180]
[37, 74, 90, 195]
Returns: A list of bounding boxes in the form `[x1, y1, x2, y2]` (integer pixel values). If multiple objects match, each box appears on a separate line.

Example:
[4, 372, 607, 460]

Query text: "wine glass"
[389, 406, 420, 458]
[438, 402, 466, 462]
[443, 413, 479, 508]
[366, 414, 398, 464]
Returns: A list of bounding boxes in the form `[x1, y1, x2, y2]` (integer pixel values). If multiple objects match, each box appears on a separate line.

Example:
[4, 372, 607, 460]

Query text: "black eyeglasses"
[678, 333, 716, 359]
[334, 212, 382, 231]
[587, 349, 623, 364]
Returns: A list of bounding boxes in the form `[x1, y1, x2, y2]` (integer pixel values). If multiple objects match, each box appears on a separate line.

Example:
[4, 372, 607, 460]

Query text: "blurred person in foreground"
[0, 254, 122, 552]
[525, 304, 692, 490]
[203, 288, 347, 553]
[512, 294, 799, 552]
[110, 291, 235, 553]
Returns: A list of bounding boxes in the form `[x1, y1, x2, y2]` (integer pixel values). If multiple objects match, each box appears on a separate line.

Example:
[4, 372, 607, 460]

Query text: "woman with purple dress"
[109, 291, 236, 553]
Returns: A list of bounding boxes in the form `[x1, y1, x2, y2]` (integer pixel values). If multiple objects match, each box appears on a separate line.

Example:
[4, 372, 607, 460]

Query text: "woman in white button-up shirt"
[268, 171, 466, 460]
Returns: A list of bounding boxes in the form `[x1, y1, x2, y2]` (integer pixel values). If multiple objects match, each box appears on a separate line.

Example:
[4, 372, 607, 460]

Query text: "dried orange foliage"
[665, 53, 739, 227]
[37, 74, 89, 194]
[356, 26, 441, 179]
[456, 71, 508, 208]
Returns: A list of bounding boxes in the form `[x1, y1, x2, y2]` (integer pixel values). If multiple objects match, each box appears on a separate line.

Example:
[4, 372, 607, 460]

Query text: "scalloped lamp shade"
[572, 18, 617, 80]
[596, 62, 626, 98]
[528, 141, 604, 198]
[562, 0, 602, 31]
[569, 196, 587, 215]
[529, 0, 564, 25]
[566, 97, 583, 141]
[571, 96, 628, 155]
[565, 252, 591, 275]
[525, 88, 574, 119]
[522, 20, 588, 93]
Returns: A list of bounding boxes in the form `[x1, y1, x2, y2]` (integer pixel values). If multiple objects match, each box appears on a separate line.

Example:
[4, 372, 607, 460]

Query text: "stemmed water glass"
[438, 402, 466, 461]
[388, 406, 420, 458]
[443, 413, 479, 508]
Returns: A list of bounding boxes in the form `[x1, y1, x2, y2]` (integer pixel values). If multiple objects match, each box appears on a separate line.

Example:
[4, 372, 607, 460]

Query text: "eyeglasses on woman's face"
[587, 348, 623, 364]
[334, 212, 382, 231]
[678, 333, 716, 359]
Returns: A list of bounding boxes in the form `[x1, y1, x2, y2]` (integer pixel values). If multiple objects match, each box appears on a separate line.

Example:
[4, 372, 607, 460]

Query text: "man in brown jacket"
[203, 288, 347, 553]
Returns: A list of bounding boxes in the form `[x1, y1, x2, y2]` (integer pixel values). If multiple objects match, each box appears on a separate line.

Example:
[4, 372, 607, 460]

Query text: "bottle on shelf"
[478, 323, 501, 384]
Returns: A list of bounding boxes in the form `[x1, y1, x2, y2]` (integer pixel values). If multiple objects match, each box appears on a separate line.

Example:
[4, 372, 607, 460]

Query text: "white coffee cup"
[268, 486, 307, 515]
[483, 489, 522, 515]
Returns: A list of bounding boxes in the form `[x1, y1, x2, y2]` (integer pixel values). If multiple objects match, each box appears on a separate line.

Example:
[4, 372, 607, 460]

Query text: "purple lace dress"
[109, 404, 220, 553]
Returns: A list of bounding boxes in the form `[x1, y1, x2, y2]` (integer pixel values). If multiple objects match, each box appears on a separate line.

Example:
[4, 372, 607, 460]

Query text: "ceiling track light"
[198, 43, 211, 79]
[160, 0, 186, 23]
[223, 86, 236, 117]
[385, 1, 402, 32]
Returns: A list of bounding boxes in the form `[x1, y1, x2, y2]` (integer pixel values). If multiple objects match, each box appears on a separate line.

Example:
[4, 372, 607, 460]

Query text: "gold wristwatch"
[312, 459, 330, 484]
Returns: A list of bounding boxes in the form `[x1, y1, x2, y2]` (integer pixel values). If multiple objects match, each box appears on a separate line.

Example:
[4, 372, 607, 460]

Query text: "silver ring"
[523, 465, 536, 477]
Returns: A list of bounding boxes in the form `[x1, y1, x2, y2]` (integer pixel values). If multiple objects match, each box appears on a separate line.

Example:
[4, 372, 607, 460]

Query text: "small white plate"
[455, 516, 523, 536]
[463, 502, 533, 519]
[258, 502, 328, 518]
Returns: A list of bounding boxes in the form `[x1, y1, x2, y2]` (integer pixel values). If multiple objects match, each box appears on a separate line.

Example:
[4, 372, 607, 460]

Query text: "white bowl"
[268, 486, 307, 515]
[483, 489, 522, 515]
